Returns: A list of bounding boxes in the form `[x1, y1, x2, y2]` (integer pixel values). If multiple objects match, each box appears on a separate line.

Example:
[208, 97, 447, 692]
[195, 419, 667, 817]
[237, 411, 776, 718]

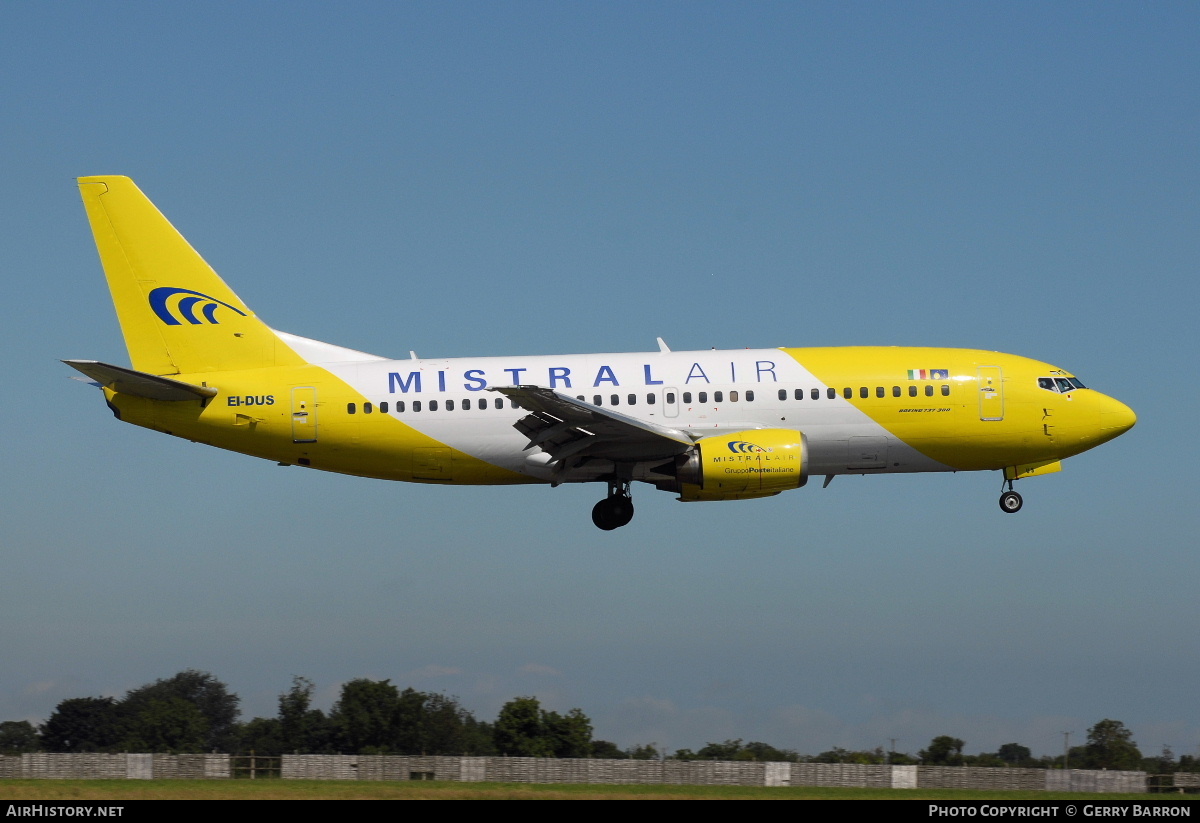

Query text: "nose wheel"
[998, 478, 1023, 513]
[592, 480, 634, 530]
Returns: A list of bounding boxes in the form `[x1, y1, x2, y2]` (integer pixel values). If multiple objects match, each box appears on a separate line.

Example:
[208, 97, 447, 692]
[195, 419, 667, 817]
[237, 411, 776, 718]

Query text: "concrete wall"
[280, 755, 1146, 792]
[0, 753, 1149, 791]
[0, 753, 229, 779]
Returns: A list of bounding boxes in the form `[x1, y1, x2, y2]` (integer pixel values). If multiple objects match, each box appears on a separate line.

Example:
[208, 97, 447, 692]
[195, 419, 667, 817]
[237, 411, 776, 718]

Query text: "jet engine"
[665, 428, 808, 502]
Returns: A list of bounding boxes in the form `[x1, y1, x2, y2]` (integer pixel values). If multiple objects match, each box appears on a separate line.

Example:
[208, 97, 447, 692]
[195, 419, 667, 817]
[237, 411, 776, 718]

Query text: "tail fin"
[78, 176, 304, 375]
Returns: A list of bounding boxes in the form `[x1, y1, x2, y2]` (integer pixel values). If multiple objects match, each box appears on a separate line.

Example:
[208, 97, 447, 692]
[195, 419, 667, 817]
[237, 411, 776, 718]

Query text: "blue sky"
[2, 1, 1197, 759]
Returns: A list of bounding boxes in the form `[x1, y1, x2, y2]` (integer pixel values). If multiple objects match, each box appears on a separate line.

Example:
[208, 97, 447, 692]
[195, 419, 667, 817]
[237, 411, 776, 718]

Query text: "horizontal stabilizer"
[62, 360, 218, 401]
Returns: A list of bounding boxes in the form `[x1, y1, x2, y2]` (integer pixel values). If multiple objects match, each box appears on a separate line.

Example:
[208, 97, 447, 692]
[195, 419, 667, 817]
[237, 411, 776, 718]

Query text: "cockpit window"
[1040, 376, 1088, 393]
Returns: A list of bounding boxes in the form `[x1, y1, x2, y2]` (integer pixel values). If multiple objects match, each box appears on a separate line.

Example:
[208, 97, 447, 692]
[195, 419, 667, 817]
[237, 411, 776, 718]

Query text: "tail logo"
[148, 287, 247, 326]
[727, 440, 771, 453]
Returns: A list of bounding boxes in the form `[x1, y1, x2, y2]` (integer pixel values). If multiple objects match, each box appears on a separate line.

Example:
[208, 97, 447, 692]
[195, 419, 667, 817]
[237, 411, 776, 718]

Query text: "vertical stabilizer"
[78, 176, 304, 375]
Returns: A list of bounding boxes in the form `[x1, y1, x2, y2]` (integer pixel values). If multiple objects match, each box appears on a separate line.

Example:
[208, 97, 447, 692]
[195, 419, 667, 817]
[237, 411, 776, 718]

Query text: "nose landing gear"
[592, 479, 634, 530]
[998, 478, 1023, 513]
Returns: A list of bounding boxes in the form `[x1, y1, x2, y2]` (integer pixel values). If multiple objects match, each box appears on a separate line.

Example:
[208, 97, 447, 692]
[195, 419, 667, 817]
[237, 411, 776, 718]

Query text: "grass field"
[0, 780, 1188, 800]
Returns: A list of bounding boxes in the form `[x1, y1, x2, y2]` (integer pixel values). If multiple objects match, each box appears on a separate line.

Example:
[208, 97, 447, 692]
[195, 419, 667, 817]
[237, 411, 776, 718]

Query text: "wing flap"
[490, 385, 693, 465]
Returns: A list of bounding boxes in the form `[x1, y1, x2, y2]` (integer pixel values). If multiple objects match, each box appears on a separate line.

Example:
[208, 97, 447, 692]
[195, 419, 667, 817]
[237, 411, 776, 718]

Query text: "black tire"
[610, 496, 634, 528]
[592, 499, 620, 530]
[592, 497, 634, 530]
[999, 490, 1023, 513]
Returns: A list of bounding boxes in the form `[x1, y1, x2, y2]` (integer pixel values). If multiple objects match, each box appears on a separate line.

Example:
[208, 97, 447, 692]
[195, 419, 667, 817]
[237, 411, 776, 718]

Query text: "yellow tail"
[78, 176, 304, 375]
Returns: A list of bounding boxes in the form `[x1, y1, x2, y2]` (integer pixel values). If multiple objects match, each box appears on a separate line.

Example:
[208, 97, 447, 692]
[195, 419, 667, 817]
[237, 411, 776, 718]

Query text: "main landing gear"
[999, 478, 1023, 514]
[592, 479, 634, 530]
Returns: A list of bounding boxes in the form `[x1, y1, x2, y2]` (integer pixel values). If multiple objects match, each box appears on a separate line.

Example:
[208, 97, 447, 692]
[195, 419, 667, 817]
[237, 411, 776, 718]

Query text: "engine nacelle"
[672, 428, 808, 502]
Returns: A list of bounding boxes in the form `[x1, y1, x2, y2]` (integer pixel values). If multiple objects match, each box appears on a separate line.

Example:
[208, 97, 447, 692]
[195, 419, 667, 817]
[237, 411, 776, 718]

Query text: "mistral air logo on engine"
[148, 287, 247, 326]
[727, 440, 771, 453]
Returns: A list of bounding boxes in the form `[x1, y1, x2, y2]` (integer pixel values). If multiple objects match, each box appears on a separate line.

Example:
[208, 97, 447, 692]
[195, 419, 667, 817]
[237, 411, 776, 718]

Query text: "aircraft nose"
[1098, 395, 1137, 436]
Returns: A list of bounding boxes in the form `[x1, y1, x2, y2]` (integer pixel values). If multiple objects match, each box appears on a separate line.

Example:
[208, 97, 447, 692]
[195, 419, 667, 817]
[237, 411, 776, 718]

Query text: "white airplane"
[66, 177, 1136, 529]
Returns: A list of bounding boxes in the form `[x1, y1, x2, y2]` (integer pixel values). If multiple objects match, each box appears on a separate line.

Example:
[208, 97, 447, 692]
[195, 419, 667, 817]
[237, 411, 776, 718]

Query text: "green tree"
[394, 688, 493, 755]
[1082, 719, 1142, 771]
[493, 697, 593, 758]
[591, 740, 628, 759]
[997, 743, 1033, 767]
[544, 708, 593, 758]
[329, 679, 400, 753]
[236, 716, 284, 756]
[494, 696, 553, 757]
[40, 697, 123, 752]
[813, 746, 884, 764]
[121, 697, 209, 753]
[278, 676, 330, 754]
[120, 670, 240, 752]
[627, 743, 660, 760]
[0, 721, 41, 754]
[920, 735, 965, 765]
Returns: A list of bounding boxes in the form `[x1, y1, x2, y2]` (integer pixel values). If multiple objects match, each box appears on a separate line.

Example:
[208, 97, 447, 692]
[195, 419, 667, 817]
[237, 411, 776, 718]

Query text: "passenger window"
[510, 399, 517, 408]
[779, 389, 787, 401]
[795, 388, 804, 400]
[577, 395, 585, 401]
[909, 386, 918, 397]
[844, 388, 853, 399]
[683, 392, 692, 403]
[397, 401, 405, 413]
[729, 391, 738, 402]
[860, 387, 869, 399]
[429, 400, 439, 411]
[892, 386, 901, 397]
[380, 401, 389, 413]
[698, 392, 708, 403]
[647, 393, 655, 404]
[876, 387, 885, 398]
[495, 398, 504, 409]
[812, 388, 820, 400]
[628, 394, 637, 405]
[364, 402, 373, 414]
[462, 399, 470, 410]
[446, 399, 455, 411]
[924, 385, 934, 397]
[714, 391, 723, 403]
[746, 390, 754, 401]
[666, 392, 675, 403]
[593, 395, 602, 405]
[941, 385, 950, 396]
[611, 394, 620, 406]
[827, 388, 836, 399]
[347, 403, 356, 414]
[413, 401, 422, 412]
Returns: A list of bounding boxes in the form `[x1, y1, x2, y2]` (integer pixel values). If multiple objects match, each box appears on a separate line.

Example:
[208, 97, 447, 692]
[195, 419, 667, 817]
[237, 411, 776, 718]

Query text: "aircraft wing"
[489, 385, 694, 478]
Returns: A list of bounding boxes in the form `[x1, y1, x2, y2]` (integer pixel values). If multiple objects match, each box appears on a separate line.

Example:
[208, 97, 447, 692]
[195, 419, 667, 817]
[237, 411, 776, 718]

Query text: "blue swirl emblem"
[148, 287, 247, 325]
[727, 440, 771, 453]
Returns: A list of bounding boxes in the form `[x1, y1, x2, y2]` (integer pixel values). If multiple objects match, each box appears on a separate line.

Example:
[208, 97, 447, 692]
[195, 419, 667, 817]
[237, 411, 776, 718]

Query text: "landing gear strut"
[998, 478, 1023, 514]
[592, 479, 634, 530]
